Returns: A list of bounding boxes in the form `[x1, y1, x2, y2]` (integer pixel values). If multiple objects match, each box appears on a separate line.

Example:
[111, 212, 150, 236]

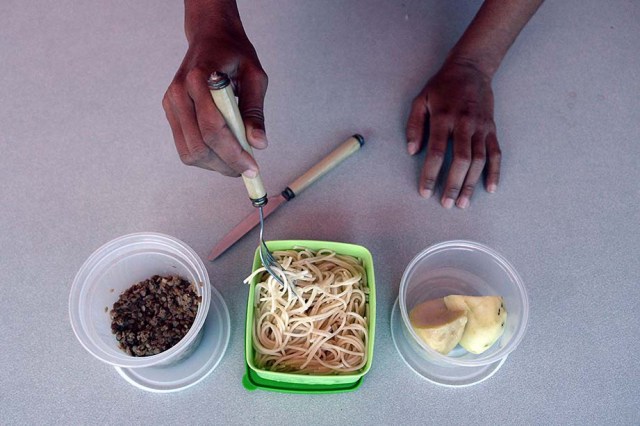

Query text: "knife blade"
[208, 134, 365, 260]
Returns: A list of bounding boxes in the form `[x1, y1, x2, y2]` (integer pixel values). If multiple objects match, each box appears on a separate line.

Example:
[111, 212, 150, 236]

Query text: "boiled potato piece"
[409, 298, 468, 354]
[443, 295, 507, 354]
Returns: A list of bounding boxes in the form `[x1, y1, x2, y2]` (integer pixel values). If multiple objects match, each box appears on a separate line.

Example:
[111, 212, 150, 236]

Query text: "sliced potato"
[444, 295, 507, 354]
[409, 298, 468, 354]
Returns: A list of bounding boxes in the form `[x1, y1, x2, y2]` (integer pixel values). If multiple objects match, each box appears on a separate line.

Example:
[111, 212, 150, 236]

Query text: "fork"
[207, 72, 295, 296]
[257, 206, 298, 297]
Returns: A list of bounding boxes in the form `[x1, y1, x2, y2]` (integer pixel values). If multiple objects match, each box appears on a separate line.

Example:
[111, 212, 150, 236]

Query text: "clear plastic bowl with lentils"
[69, 233, 212, 369]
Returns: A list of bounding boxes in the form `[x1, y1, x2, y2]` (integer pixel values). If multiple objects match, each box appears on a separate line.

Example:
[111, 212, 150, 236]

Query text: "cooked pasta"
[244, 247, 369, 374]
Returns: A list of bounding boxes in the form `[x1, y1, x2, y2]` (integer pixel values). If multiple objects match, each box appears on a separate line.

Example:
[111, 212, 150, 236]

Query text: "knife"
[208, 134, 365, 260]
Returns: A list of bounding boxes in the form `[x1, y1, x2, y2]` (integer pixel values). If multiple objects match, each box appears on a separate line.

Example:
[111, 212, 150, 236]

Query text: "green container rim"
[244, 240, 376, 389]
[242, 361, 364, 394]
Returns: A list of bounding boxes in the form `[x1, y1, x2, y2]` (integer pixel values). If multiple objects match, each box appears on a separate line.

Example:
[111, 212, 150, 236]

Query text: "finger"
[165, 97, 237, 175]
[419, 120, 450, 198]
[185, 70, 259, 176]
[163, 94, 190, 163]
[441, 122, 473, 208]
[406, 94, 428, 155]
[456, 132, 486, 209]
[167, 81, 215, 166]
[485, 132, 501, 193]
[164, 85, 230, 173]
[238, 68, 268, 149]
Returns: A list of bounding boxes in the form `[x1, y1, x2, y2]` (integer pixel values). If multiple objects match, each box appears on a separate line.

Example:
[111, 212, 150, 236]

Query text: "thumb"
[238, 68, 269, 149]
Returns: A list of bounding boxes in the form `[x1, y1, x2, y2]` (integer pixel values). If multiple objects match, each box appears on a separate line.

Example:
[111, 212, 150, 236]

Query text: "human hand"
[406, 60, 501, 209]
[163, 1, 268, 177]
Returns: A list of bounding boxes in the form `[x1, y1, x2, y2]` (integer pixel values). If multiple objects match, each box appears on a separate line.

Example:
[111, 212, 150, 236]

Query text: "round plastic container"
[392, 240, 529, 386]
[69, 232, 212, 369]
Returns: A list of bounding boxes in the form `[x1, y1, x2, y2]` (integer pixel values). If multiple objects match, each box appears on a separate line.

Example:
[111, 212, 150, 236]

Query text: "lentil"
[110, 275, 200, 357]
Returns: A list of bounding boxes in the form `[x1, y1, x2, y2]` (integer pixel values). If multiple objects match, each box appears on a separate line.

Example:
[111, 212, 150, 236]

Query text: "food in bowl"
[409, 297, 468, 355]
[245, 247, 369, 374]
[409, 295, 507, 355]
[110, 274, 201, 356]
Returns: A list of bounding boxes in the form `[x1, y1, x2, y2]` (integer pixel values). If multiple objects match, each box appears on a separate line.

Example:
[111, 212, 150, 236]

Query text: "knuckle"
[411, 96, 426, 110]
[161, 93, 171, 111]
[422, 178, 437, 190]
[208, 155, 241, 177]
[242, 106, 265, 123]
[256, 68, 268, 84]
[203, 121, 234, 147]
[183, 147, 209, 166]
[471, 152, 486, 167]
[490, 148, 502, 163]
[472, 149, 486, 161]
[200, 122, 225, 141]
[226, 153, 245, 170]
[486, 171, 500, 183]
[179, 153, 196, 166]
[452, 152, 471, 168]
[426, 147, 446, 161]
[165, 83, 184, 103]
[191, 149, 209, 163]
[461, 184, 476, 195]
[433, 110, 453, 122]
[457, 116, 475, 133]
[245, 66, 269, 88]
[445, 187, 461, 198]
[185, 68, 206, 88]
[216, 142, 245, 169]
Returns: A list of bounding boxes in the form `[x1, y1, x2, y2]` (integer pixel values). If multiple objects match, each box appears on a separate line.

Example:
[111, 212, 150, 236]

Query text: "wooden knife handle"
[208, 72, 267, 207]
[285, 134, 365, 198]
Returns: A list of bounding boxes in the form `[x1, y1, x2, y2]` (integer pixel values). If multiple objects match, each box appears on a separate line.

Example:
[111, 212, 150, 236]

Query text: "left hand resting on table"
[406, 59, 501, 209]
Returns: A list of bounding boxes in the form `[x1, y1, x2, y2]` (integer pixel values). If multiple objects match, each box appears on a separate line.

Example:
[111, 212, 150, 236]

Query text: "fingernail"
[251, 129, 268, 148]
[487, 184, 497, 193]
[407, 142, 418, 155]
[420, 188, 433, 198]
[457, 197, 469, 209]
[442, 197, 454, 209]
[243, 169, 258, 178]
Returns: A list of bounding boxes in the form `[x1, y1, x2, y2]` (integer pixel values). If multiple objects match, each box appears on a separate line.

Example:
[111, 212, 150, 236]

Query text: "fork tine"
[257, 206, 298, 298]
[264, 248, 277, 265]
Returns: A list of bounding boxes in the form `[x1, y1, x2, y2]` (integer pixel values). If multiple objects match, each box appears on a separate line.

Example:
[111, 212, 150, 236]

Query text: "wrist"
[443, 51, 498, 81]
[184, 0, 244, 44]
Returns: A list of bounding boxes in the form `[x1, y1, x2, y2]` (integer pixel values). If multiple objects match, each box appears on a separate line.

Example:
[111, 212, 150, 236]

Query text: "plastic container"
[245, 240, 375, 391]
[242, 362, 363, 394]
[392, 240, 528, 386]
[69, 232, 212, 369]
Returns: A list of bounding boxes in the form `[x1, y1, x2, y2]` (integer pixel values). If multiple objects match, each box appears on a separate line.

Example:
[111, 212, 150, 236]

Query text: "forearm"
[184, 0, 244, 43]
[445, 0, 544, 78]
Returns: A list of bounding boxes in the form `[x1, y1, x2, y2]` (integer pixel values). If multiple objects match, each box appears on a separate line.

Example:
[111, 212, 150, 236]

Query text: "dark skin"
[163, 0, 266, 177]
[406, 0, 544, 208]
[164, 0, 544, 207]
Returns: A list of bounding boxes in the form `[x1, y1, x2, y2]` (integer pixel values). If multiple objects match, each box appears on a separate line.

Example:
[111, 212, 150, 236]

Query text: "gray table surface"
[1, 0, 639, 424]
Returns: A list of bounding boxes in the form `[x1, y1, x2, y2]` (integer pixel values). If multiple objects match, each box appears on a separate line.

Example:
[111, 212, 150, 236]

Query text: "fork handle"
[208, 72, 267, 207]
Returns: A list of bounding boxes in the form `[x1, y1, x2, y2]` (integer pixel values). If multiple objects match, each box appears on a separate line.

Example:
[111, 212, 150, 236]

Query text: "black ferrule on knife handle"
[352, 133, 365, 147]
[281, 187, 296, 201]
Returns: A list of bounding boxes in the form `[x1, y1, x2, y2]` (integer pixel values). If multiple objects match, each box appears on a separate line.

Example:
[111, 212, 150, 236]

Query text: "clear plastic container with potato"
[391, 240, 529, 387]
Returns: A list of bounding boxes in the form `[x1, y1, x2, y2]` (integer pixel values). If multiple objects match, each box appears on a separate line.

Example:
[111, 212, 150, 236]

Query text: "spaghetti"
[245, 247, 369, 374]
